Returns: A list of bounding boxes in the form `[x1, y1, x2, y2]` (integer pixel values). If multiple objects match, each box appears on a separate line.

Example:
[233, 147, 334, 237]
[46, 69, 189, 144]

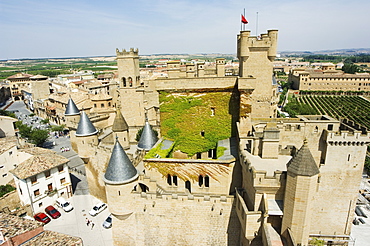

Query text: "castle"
[64, 30, 370, 245]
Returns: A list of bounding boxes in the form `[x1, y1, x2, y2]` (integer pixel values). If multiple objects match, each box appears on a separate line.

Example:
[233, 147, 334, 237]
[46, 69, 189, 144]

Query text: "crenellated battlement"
[325, 129, 370, 145]
[116, 47, 139, 57]
[237, 29, 278, 62]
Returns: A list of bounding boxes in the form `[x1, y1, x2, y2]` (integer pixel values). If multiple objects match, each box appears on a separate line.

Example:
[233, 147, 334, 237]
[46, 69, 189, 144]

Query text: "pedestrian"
[86, 218, 89, 226]
[91, 222, 95, 230]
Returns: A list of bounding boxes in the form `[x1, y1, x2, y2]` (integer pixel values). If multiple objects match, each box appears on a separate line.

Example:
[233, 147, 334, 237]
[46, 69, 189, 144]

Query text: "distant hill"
[279, 48, 370, 57]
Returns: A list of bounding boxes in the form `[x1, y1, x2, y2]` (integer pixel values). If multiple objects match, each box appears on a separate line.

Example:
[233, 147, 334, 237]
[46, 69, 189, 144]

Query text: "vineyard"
[292, 95, 370, 130]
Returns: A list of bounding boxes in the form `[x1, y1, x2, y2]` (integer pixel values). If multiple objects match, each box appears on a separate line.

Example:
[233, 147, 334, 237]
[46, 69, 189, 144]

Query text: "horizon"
[1, 0, 370, 60]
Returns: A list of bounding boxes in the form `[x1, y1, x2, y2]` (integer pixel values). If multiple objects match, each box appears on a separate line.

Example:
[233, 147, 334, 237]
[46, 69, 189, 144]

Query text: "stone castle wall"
[109, 189, 240, 246]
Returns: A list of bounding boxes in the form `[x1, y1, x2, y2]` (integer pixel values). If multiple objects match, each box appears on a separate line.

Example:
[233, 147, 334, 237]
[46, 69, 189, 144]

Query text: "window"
[167, 174, 172, 185]
[173, 176, 178, 186]
[34, 189, 40, 196]
[39, 202, 43, 207]
[0, 165, 4, 169]
[94, 104, 97, 108]
[108, 102, 111, 107]
[198, 175, 204, 187]
[9, 151, 12, 155]
[44, 170, 51, 178]
[101, 103, 104, 108]
[58, 165, 64, 172]
[328, 124, 333, 131]
[48, 183, 53, 191]
[60, 177, 66, 185]
[31, 176, 37, 184]
[185, 181, 191, 193]
[2, 173, 7, 178]
[204, 176, 210, 187]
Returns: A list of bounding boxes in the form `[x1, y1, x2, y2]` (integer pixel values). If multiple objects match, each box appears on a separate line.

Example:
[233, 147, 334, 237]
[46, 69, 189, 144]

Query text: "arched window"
[185, 181, 191, 193]
[167, 174, 172, 185]
[198, 175, 203, 187]
[129, 77, 133, 87]
[204, 176, 210, 187]
[122, 77, 126, 87]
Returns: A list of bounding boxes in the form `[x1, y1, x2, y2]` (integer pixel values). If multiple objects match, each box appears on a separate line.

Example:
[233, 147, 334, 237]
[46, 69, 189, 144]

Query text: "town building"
[289, 68, 370, 92]
[10, 147, 72, 214]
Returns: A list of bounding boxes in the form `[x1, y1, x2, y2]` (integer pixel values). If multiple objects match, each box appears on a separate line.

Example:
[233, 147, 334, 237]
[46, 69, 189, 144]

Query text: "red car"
[34, 212, 51, 224]
[45, 205, 61, 219]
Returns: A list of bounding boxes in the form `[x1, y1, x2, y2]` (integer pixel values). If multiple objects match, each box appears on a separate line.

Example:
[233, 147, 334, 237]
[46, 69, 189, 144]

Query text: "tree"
[30, 129, 50, 147]
[15, 121, 33, 139]
[342, 64, 359, 74]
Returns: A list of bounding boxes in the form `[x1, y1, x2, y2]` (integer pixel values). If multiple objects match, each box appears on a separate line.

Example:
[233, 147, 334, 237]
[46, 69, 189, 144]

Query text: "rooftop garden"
[159, 90, 237, 157]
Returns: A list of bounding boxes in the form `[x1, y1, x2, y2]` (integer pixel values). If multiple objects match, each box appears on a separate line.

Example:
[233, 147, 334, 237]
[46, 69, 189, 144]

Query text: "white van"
[56, 197, 73, 212]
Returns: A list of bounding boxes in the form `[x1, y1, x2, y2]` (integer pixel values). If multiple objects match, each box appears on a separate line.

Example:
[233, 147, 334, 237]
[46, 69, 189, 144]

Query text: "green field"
[295, 95, 370, 129]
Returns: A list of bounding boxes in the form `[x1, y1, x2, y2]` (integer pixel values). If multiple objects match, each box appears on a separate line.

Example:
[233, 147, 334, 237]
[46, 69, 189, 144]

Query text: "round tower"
[137, 119, 158, 151]
[74, 111, 98, 160]
[64, 97, 80, 128]
[112, 108, 129, 149]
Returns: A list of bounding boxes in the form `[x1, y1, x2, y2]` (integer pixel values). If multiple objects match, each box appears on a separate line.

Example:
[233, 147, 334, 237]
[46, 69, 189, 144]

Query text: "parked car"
[56, 197, 73, 212]
[102, 214, 112, 229]
[34, 212, 51, 224]
[45, 205, 61, 219]
[89, 202, 107, 216]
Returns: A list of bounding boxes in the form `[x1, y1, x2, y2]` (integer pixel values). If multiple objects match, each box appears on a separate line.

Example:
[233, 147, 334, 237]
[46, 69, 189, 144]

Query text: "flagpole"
[256, 12, 259, 36]
[243, 8, 246, 31]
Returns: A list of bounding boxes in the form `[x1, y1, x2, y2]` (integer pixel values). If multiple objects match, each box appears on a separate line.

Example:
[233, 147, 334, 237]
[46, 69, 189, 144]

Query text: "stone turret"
[281, 140, 319, 246]
[72, 111, 98, 159]
[104, 138, 138, 217]
[112, 108, 129, 149]
[64, 98, 80, 129]
[137, 120, 158, 151]
[216, 58, 225, 77]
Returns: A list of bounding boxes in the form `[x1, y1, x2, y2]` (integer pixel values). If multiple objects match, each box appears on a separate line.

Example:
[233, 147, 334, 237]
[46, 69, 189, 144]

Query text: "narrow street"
[3, 100, 113, 246]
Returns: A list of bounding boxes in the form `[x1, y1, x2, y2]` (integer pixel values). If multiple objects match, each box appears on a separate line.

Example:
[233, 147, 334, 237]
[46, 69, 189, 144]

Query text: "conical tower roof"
[112, 109, 129, 132]
[65, 98, 80, 116]
[287, 140, 320, 177]
[137, 121, 158, 151]
[103, 138, 138, 184]
[75, 111, 98, 137]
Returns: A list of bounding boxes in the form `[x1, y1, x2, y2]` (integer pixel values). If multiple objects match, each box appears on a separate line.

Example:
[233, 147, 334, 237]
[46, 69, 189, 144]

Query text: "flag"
[241, 14, 248, 24]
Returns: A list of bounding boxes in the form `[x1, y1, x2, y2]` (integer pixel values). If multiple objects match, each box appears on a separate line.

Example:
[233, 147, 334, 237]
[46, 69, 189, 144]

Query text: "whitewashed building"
[10, 147, 72, 214]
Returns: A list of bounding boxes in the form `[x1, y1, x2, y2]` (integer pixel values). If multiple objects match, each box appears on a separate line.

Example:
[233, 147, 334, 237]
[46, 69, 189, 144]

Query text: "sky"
[1, 0, 369, 60]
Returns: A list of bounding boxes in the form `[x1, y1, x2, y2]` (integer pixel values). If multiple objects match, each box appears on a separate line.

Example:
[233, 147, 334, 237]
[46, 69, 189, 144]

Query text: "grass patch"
[159, 91, 234, 156]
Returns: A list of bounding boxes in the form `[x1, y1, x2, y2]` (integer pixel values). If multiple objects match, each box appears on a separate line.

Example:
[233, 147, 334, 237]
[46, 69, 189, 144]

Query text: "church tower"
[116, 48, 145, 143]
[281, 140, 320, 246]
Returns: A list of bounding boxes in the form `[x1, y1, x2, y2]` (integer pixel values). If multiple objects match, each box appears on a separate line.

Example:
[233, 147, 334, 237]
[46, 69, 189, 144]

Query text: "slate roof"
[65, 98, 80, 116]
[103, 138, 138, 185]
[287, 140, 320, 177]
[112, 109, 129, 132]
[75, 111, 98, 137]
[137, 121, 158, 151]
